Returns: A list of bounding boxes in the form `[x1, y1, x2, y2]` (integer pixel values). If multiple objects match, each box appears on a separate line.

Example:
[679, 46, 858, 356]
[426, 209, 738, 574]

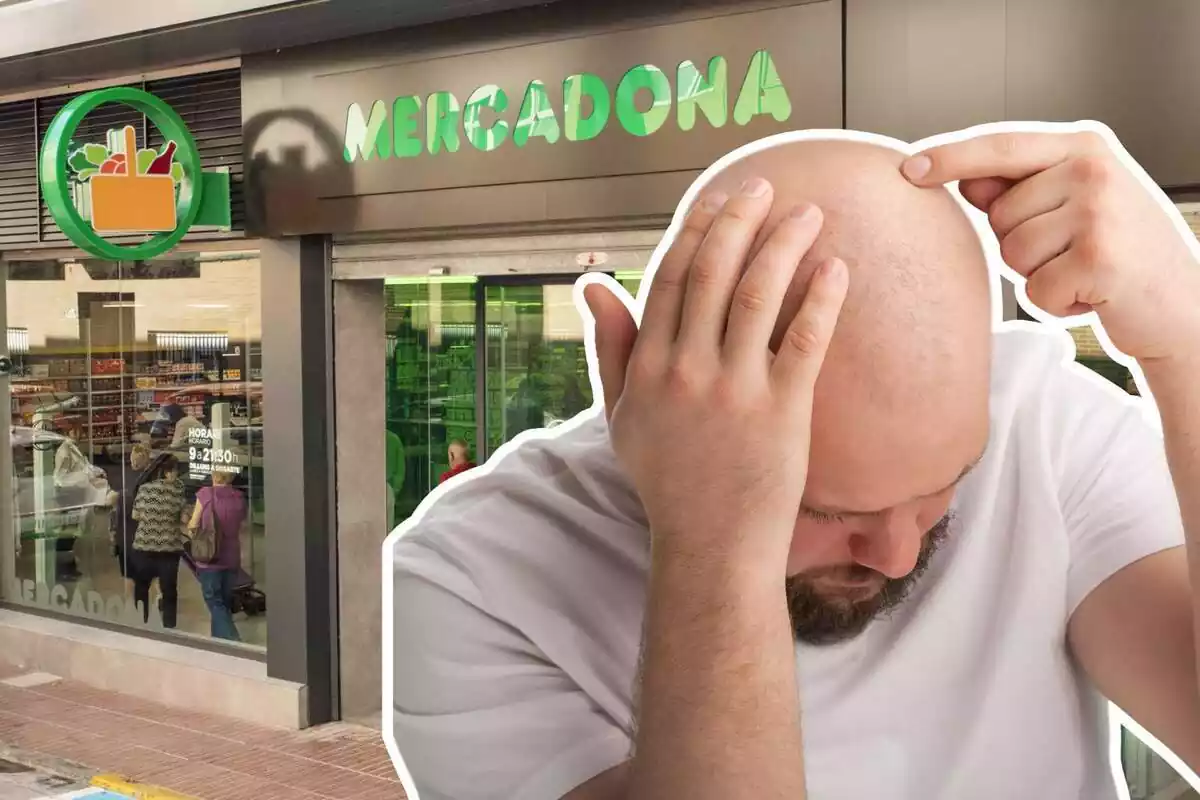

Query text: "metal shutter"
[34, 91, 142, 245]
[144, 69, 244, 237]
[0, 100, 37, 247]
[0, 66, 243, 250]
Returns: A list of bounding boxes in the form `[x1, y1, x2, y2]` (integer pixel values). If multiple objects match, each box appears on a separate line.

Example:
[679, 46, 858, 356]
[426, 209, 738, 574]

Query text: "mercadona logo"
[39, 86, 231, 261]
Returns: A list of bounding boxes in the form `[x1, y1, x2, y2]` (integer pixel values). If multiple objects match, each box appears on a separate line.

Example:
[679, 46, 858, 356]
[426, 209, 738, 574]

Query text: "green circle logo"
[38, 86, 229, 261]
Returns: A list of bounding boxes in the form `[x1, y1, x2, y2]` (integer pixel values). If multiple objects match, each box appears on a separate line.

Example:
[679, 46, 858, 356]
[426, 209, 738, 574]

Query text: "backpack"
[189, 496, 221, 564]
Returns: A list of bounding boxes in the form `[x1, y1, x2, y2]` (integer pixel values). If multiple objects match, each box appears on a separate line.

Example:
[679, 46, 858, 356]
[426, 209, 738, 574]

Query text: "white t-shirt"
[390, 327, 1185, 800]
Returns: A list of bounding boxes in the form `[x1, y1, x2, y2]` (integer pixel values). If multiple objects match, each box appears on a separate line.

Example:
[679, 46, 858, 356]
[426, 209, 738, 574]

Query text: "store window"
[4, 252, 266, 649]
[383, 272, 645, 531]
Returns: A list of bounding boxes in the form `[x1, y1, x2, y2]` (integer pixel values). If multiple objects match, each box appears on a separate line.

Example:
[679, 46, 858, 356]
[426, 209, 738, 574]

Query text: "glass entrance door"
[382, 270, 646, 530]
[482, 278, 594, 459]
[384, 277, 477, 528]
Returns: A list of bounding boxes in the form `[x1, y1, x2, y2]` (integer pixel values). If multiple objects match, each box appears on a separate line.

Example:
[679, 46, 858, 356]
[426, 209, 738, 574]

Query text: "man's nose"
[848, 509, 923, 580]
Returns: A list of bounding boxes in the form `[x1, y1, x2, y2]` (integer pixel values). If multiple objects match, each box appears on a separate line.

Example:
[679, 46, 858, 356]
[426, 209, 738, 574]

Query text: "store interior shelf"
[10, 344, 260, 472]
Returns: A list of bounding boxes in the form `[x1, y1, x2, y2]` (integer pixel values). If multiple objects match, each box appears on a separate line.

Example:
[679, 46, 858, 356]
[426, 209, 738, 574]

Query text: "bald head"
[448, 439, 471, 467]
[699, 139, 992, 546]
[700, 140, 990, 366]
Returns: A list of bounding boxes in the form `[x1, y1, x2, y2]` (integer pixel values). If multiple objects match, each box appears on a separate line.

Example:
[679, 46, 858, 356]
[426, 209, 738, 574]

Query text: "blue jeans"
[198, 568, 241, 642]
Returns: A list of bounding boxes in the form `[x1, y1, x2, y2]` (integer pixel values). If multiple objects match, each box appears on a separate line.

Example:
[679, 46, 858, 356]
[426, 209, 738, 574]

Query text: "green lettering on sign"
[427, 91, 462, 155]
[340, 49, 795, 163]
[464, 84, 511, 151]
[514, 80, 561, 147]
[734, 50, 792, 126]
[394, 95, 424, 158]
[563, 73, 611, 142]
[677, 57, 728, 131]
[616, 64, 672, 137]
[344, 100, 392, 161]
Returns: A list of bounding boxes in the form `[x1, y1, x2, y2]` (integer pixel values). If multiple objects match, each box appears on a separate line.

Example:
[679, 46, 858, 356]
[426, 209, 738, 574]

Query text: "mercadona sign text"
[343, 49, 793, 162]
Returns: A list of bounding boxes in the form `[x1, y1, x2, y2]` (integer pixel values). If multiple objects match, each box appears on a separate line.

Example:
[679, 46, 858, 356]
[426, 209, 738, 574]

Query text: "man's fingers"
[584, 284, 638, 420]
[638, 191, 728, 350]
[771, 257, 849, 395]
[958, 177, 1013, 213]
[998, 205, 1074, 278]
[901, 132, 1096, 186]
[677, 177, 775, 353]
[986, 160, 1072, 238]
[1024, 252, 1095, 318]
[724, 203, 824, 364]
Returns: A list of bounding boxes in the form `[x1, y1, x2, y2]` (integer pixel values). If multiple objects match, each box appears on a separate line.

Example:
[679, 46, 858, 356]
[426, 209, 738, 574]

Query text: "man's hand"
[581, 177, 847, 800]
[907, 127, 1200, 779]
[585, 178, 848, 573]
[902, 130, 1200, 365]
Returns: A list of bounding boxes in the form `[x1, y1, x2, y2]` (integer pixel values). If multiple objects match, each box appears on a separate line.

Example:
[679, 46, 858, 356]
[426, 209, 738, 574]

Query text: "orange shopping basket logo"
[43, 85, 231, 261]
[79, 125, 179, 234]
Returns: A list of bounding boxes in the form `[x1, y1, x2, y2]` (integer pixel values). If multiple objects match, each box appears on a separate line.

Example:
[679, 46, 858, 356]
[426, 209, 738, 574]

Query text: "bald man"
[440, 439, 477, 484]
[390, 132, 1200, 800]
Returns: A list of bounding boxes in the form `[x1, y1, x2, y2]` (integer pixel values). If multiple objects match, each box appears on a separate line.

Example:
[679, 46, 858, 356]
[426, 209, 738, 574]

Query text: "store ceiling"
[0, 0, 563, 97]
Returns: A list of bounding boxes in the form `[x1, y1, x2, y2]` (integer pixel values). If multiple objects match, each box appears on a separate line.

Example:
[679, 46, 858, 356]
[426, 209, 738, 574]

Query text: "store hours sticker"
[187, 426, 239, 480]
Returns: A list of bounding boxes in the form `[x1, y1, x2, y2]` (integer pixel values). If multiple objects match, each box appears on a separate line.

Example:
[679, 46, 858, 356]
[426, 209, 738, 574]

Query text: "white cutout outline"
[380, 120, 1200, 799]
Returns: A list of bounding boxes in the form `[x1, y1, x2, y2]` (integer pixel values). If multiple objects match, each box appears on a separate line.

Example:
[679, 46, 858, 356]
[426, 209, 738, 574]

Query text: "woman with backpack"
[187, 469, 247, 641]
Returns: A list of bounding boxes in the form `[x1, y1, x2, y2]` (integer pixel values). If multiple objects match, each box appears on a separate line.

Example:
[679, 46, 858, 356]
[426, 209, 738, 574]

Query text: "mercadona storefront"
[241, 0, 1200, 794]
[5, 1, 1200, 794]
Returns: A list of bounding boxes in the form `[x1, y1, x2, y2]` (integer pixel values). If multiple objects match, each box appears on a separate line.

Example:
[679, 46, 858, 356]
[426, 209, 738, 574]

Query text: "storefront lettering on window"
[38, 86, 233, 261]
[9, 579, 164, 628]
[343, 49, 792, 163]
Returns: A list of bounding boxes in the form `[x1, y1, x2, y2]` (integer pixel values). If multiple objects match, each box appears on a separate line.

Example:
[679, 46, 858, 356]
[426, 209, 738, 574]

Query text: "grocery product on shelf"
[9, 341, 262, 459]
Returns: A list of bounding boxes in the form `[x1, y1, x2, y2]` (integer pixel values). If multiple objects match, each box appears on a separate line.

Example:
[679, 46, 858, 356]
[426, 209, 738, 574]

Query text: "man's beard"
[785, 512, 955, 646]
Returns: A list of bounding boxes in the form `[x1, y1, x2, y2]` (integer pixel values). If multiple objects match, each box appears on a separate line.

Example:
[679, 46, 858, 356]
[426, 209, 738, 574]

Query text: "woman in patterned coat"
[131, 454, 188, 628]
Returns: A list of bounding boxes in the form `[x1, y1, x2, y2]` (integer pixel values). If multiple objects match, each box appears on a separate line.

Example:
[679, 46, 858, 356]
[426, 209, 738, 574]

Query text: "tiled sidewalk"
[0, 664, 404, 800]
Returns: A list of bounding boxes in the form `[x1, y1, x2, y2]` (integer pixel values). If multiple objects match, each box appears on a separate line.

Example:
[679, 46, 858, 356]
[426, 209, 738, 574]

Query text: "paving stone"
[0, 670, 406, 800]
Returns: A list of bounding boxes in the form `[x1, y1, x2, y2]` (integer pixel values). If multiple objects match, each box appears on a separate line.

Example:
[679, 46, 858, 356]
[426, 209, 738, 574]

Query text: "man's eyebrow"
[801, 451, 986, 517]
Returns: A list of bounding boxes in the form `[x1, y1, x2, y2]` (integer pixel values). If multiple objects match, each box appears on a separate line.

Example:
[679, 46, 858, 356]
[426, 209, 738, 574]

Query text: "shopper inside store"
[439, 439, 476, 485]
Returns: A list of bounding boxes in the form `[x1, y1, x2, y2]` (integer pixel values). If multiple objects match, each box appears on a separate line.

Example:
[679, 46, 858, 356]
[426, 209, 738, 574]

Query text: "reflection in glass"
[385, 278, 478, 529]
[383, 272, 647, 533]
[5, 255, 266, 649]
[484, 282, 593, 457]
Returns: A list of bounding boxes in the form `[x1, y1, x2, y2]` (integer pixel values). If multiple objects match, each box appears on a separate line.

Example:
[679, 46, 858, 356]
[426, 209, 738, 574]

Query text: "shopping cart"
[180, 552, 267, 617]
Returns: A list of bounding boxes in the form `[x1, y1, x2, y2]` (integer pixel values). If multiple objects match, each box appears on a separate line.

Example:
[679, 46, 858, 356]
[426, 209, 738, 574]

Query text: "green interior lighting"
[385, 275, 479, 285]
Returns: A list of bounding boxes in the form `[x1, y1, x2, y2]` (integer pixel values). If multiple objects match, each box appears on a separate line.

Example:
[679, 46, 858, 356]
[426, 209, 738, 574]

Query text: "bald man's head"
[449, 439, 471, 466]
[691, 139, 992, 644]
